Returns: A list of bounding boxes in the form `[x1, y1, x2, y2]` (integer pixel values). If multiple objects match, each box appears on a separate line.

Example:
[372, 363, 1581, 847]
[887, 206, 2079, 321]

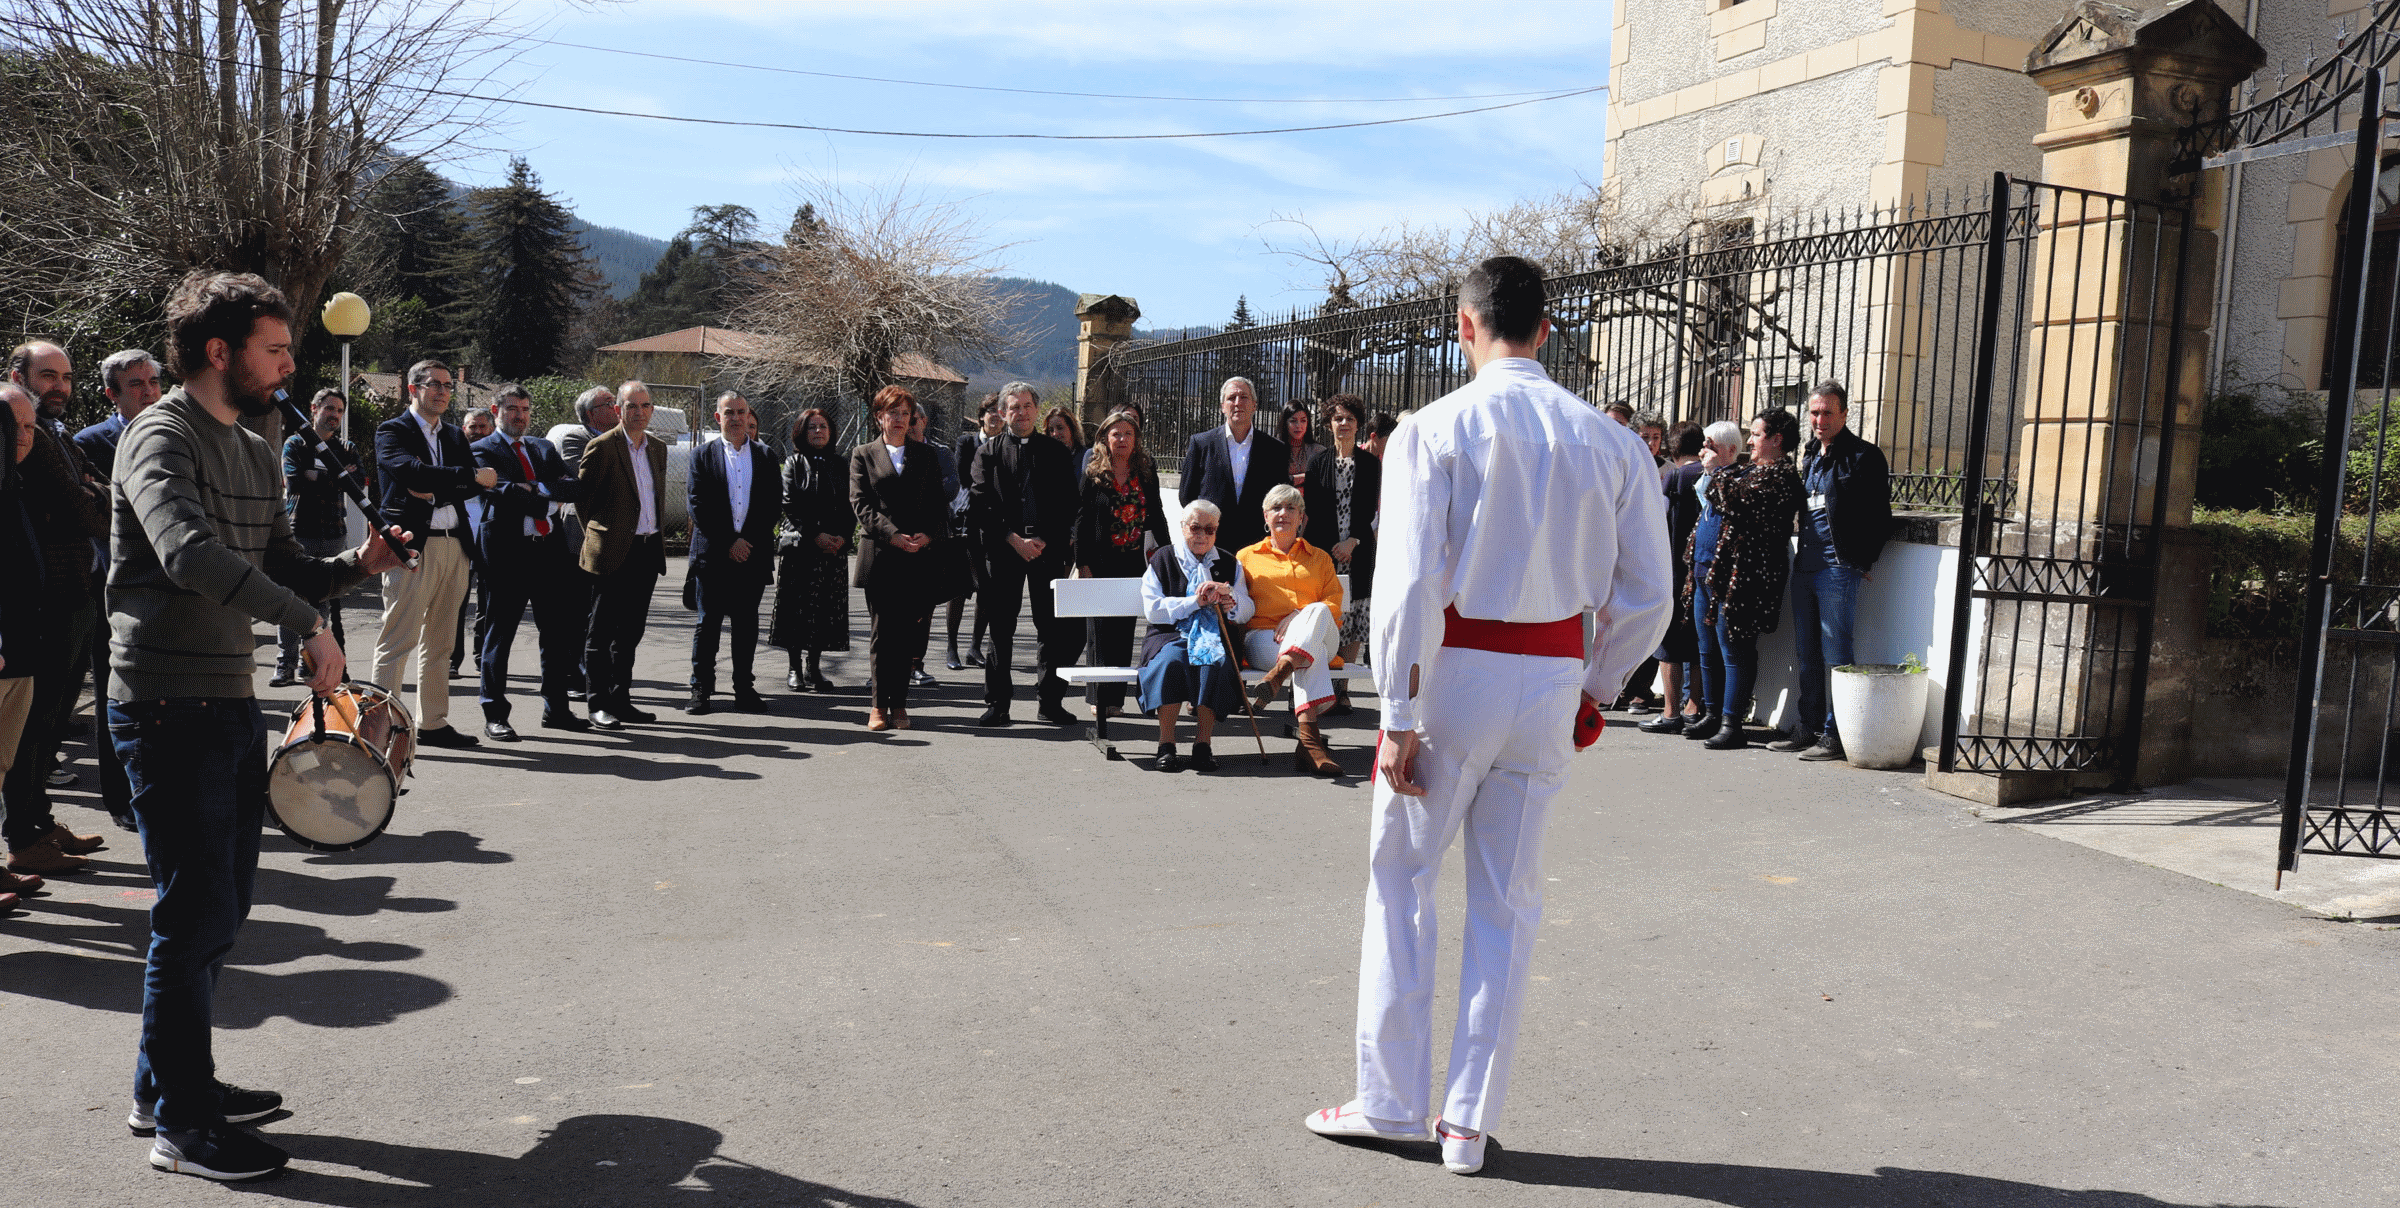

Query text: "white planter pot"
[1829, 665, 1931, 770]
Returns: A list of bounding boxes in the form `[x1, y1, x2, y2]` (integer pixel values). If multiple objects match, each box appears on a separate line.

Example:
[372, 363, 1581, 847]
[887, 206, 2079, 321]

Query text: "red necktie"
[513, 441, 550, 536]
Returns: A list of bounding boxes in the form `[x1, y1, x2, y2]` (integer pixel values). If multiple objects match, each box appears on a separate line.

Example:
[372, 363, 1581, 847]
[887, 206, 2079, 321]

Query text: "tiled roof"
[596, 326, 966, 384]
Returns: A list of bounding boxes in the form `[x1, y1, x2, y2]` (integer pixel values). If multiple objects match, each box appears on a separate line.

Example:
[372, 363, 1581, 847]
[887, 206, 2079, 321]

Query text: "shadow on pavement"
[248, 1115, 922, 1207]
[297, 828, 511, 867]
[1362, 1145, 2296, 1207]
[0, 950, 449, 1028]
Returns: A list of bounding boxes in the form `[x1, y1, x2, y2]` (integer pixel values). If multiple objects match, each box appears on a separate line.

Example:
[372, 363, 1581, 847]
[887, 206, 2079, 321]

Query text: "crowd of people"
[0, 254, 1897, 1182]
[1608, 383, 1896, 758]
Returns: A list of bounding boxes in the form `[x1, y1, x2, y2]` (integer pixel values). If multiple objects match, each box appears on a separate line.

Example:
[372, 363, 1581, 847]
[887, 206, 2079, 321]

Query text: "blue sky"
[449, 0, 1614, 329]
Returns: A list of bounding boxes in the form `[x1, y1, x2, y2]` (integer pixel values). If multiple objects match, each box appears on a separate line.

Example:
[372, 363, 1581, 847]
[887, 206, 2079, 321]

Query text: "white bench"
[1052, 575, 1376, 760]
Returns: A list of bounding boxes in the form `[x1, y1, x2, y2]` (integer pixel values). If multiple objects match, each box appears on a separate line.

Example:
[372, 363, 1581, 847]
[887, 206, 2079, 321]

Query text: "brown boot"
[8, 838, 87, 875]
[0, 867, 44, 895]
[48, 821, 105, 855]
[1254, 654, 1298, 704]
[1295, 713, 1342, 777]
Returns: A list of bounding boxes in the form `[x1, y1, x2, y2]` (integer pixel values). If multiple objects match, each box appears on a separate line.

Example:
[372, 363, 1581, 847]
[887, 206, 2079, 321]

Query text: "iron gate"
[2265, 68, 2400, 876]
[1937, 174, 2193, 784]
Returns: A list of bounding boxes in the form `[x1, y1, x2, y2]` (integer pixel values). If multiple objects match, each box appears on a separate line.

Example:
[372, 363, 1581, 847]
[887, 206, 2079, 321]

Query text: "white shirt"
[723, 439, 753, 532]
[628, 434, 658, 536]
[1223, 422, 1254, 493]
[1369, 357, 1674, 733]
[508, 437, 558, 538]
[885, 441, 906, 474]
[416, 411, 460, 532]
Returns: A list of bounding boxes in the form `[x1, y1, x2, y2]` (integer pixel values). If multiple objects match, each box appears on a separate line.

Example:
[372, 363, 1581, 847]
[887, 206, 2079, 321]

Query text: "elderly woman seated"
[1137, 500, 1255, 774]
[1236, 484, 1345, 776]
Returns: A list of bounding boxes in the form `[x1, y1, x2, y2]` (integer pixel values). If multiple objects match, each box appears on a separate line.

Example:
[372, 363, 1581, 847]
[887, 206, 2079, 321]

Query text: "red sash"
[1440, 604, 1583, 658]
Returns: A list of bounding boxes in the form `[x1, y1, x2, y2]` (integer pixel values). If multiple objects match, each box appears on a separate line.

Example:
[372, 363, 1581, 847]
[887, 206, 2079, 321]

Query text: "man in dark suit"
[74, 349, 164, 480]
[577, 382, 669, 731]
[1178, 376, 1288, 552]
[686, 392, 780, 715]
[945, 394, 1005, 670]
[554, 385, 617, 704]
[967, 382, 1081, 727]
[470, 386, 584, 740]
[371, 359, 499, 749]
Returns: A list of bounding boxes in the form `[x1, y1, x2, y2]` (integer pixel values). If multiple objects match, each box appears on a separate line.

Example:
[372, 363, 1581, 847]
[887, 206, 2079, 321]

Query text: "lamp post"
[321, 292, 372, 548]
[321, 292, 371, 444]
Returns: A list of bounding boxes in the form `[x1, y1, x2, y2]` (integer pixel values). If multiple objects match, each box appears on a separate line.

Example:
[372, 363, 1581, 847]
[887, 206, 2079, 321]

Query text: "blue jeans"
[1691, 571, 1758, 721]
[110, 697, 267, 1130]
[1791, 564, 1864, 739]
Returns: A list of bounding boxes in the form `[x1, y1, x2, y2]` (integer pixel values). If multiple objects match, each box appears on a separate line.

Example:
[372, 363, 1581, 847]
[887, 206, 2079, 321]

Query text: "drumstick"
[273, 390, 417, 569]
[1211, 602, 1270, 765]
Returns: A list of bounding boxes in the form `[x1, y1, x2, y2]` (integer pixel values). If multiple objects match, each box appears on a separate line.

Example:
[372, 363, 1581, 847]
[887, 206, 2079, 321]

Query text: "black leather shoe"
[1704, 721, 1748, 751]
[418, 725, 480, 749]
[1189, 743, 1219, 773]
[1036, 702, 1077, 726]
[910, 668, 937, 687]
[964, 650, 986, 668]
[1155, 745, 1184, 772]
[730, 690, 767, 713]
[483, 720, 520, 742]
[807, 673, 836, 693]
[542, 713, 591, 731]
[1637, 714, 1688, 735]
[267, 670, 294, 688]
[589, 710, 625, 731]
[946, 646, 965, 671]
[977, 706, 1012, 727]
[614, 703, 658, 724]
[686, 694, 713, 716]
[1681, 714, 1723, 742]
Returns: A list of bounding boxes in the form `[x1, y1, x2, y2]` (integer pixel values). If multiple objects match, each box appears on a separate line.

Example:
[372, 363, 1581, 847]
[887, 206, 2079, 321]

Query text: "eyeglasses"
[1186, 524, 1218, 534]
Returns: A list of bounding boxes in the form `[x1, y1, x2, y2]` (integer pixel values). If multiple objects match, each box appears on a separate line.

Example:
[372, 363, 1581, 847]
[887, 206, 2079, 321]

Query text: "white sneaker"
[1304, 1099, 1429, 1142]
[1437, 1120, 1487, 1174]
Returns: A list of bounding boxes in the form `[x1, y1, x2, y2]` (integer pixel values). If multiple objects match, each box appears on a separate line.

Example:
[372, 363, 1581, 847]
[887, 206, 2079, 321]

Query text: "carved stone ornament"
[2075, 86, 2103, 115]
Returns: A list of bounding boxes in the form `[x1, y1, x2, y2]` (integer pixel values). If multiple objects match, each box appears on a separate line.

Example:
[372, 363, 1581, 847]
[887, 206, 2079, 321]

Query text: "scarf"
[1172, 530, 1228, 666]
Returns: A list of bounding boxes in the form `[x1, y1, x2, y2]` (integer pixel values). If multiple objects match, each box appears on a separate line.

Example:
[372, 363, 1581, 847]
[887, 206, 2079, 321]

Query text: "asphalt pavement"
[6, 573, 2399, 1207]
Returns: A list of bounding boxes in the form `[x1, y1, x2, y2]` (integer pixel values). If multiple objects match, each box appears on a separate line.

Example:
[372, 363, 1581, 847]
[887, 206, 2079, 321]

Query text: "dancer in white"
[1305, 256, 1674, 1174]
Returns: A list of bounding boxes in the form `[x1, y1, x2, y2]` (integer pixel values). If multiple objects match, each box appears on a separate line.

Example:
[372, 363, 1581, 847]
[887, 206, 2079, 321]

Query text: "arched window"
[2325, 156, 2400, 390]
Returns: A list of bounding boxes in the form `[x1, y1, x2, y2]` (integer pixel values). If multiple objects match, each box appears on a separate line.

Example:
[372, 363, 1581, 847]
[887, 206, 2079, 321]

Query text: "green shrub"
[2198, 384, 2321, 512]
[2193, 506, 2400, 638]
[522, 375, 603, 437]
[2344, 393, 2400, 515]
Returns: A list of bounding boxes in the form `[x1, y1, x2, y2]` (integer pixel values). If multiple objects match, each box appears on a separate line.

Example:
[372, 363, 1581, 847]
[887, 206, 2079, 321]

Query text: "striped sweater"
[108, 389, 367, 700]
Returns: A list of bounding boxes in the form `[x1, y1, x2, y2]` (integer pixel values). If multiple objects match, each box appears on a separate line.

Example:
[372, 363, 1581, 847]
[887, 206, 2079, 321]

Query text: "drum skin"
[267, 682, 413, 853]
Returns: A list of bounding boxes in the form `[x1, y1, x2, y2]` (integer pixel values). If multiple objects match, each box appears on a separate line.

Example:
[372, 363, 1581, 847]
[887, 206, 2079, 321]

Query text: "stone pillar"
[1074, 294, 1142, 428]
[2002, 0, 2259, 786]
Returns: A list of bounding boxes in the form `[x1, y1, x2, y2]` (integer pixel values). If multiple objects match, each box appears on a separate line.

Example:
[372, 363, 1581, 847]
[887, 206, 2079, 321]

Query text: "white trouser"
[1243, 601, 1339, 711]
[1355, 644, 1580, 1134]
[372, 533, 471, 730]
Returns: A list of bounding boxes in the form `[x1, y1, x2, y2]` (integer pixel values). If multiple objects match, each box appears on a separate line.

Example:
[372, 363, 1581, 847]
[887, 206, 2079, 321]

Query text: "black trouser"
[980, 544, 1079, 708]
[3, 592, 95, 849]
[479, 535, 587, 721]
[584, 536, 663, 710]
[691, 564, 768, 696]
[869, 608, 931, 711]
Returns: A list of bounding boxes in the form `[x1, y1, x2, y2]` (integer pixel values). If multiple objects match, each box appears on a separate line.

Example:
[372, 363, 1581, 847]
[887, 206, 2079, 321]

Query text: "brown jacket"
[576, 427, 670, 577]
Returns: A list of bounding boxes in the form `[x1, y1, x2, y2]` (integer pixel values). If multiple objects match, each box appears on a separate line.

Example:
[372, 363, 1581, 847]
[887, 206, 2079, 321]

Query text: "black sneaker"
[1766, 731, 1818, 753]
[150, 1125, 288, 1181]
[976, 707, 1012, 727]
[129, 1081, 284, 1134]
[1798, 737, 1847, 762]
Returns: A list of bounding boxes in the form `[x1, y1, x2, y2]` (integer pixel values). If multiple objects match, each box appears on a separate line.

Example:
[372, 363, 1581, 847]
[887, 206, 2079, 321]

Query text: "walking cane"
[1211, 601, 1271, 765]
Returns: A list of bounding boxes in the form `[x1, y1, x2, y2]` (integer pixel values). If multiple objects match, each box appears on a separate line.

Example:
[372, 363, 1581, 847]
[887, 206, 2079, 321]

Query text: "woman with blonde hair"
[1237, 484, 1345, 775]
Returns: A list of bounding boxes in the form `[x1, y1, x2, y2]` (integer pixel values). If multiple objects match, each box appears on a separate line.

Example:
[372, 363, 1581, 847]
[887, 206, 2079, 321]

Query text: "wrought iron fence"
[1114, 191, 2024, 511]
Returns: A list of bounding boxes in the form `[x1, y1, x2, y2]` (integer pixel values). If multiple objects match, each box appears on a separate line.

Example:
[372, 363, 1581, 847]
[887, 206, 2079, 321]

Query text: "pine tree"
[607, 204, 763, 342]
[1227, 295, 1257, 331]
[342, 155, 473, 366]
[462, 158, 594, 381]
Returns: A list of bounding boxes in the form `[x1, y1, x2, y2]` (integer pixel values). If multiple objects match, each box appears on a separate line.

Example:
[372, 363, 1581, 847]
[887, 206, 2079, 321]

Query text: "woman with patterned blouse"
[1075, 410, 1169, 717]
[1302, 393, 1380, 715]
[1684, 408, 1803, 751]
